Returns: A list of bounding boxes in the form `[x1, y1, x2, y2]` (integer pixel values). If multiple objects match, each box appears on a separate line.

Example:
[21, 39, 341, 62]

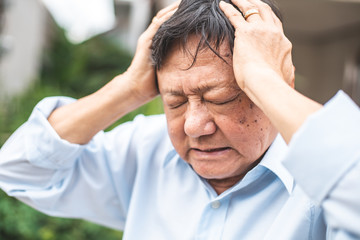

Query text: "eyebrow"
[163, 84, 218, 97]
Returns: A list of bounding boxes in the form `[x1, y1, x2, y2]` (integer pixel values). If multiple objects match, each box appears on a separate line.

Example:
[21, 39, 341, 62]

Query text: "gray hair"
[151, 0, 282, 70]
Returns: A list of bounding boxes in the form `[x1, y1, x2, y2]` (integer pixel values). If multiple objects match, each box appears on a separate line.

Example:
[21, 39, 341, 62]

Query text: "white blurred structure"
[114, 0, 176, 53]
[0, 0, 47, 99]
[41, 0, 116, 44]
[114, 0, 151, 53]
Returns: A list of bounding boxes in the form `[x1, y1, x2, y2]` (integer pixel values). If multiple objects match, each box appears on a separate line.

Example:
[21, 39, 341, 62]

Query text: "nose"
[184, 102, 216, 138]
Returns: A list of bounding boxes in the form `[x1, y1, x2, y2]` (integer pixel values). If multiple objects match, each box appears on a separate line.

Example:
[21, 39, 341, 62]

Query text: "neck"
[207, 175, 244, 195]
[207, 155, 264, 195]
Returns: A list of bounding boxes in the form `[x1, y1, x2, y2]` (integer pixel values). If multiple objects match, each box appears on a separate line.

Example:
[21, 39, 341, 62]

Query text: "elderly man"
[1, 0, 360, 239]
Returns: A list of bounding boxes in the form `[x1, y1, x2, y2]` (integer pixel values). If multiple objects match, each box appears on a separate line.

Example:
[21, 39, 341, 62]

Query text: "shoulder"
[115, 114, 168, 140]
[101, 114, 172, 153]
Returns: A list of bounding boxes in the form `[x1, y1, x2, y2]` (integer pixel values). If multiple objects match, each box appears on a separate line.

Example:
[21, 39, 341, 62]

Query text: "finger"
[244, 9, 262, 22]
[247, 0, 273, 22]
[271, 10, 283, 28]
[248, 0, 282, 27]
[140, 7, 177, 47]
[219, 1, 246, 29]
[231, 0, 262, 22]
[151, 8, 177, 29]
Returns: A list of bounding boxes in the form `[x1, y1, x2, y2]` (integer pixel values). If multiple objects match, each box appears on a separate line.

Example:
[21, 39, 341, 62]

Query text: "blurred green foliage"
[0, 25, 163, 239]
[0, 190, 123, 240]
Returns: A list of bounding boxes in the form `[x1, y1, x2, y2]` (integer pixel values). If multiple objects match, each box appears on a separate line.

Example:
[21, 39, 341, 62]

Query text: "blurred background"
[0, 0, 359, 239]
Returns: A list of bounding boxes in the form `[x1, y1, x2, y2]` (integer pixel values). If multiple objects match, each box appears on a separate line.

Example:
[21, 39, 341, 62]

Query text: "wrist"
[123, 68, 159, 102]
[100, 74, 145, 113]
[240, 66, 284, 107]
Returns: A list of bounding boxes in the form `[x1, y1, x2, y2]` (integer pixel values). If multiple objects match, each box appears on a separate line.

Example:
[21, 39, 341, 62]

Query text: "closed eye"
[206, 94, 239, 105]
[167, 100, 188, 109]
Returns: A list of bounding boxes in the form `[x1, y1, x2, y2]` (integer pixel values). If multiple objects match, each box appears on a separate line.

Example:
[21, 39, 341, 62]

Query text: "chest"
[122, 162, 325, 240]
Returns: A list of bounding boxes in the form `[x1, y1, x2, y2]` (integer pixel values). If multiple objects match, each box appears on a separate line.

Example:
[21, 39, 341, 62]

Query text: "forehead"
[157, 36, 235, 92]
[162, 35, 232, 69]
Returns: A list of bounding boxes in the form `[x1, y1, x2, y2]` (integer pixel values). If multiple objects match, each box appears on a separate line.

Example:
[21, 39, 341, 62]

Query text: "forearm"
[281, 91, 360, 236]
[242, 67, 322, 144]
[48, 72, 152, 144]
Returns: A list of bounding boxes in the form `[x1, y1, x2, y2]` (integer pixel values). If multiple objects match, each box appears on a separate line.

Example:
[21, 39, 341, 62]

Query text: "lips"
[193, 147, 230, 152]
[189, 147, 233, 159]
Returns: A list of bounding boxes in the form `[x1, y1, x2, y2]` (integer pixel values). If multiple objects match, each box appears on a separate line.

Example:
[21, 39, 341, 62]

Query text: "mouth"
[193, 147, 231, 152]
[189, 147, 233, 159]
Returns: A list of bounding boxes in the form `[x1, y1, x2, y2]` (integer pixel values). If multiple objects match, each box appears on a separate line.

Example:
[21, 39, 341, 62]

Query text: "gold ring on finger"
[244, 9, 260, 20]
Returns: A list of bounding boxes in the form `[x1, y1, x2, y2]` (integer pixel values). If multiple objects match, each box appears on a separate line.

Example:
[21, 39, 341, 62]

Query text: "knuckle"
[152, 21, 161, 29]
[249, 4, 258, 10]
[262, 2, 272, 11]
[284, 37, 292, 50]
[288, 41, 293, 50]
[156, 9, 166, 17]
[255, 0, 272, 12]
[231, 0, 240, 6]
[269, 27, 283, 38]
[230, 12, 239, 19]
[152, 17, 159, 24]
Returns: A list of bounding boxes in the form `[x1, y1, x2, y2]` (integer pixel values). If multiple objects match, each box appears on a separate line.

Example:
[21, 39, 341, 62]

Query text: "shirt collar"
[259, 134, 294, 194]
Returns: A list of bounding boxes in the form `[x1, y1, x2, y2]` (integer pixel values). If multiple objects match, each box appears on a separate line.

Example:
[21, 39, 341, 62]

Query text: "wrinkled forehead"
[161, 34, 233, 70]
[157, 37, 237, 94]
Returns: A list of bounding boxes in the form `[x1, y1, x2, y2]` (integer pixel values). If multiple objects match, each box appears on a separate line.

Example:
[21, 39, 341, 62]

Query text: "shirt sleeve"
[282, 90, 360, 238]
[0, 97, 145, 230]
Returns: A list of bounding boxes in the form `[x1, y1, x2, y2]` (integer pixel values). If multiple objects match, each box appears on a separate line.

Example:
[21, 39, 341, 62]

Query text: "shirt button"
[211, 200, 221, 209]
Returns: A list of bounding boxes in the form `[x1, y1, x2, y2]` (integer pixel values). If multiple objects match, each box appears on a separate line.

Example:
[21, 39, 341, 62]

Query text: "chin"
[191, 164, 239, 180]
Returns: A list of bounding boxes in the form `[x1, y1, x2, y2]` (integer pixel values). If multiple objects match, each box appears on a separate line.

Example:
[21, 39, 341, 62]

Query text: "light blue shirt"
[0, 90, 359, 239]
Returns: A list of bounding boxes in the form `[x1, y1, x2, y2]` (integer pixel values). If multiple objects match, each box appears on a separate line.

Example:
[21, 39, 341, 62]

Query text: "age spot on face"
[239, 116, 247, 124]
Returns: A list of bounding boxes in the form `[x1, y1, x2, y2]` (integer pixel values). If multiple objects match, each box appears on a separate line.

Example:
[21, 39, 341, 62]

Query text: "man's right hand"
[47, 2, 178, 144]
[125, 1, 179, 103]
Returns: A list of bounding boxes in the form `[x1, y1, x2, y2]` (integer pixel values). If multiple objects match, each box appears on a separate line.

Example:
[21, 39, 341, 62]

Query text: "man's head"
[152, 0, 282, 193]
[151, 0, 282, 70]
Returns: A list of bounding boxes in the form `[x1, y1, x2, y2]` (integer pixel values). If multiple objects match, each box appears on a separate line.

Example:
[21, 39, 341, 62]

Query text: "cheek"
[235, 99, 270, 131]
[166, 116, 184, 139]
[237, 110, 270, 134]
[166, 116, 188, 156]
[219, 104, 275, 153]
